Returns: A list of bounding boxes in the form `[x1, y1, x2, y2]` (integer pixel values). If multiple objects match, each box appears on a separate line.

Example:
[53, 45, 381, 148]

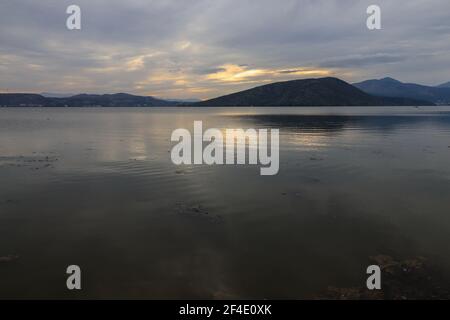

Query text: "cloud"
[206, 64, 331, 83]
[0, 0, 450, 98]
[320, 54, 407, 68]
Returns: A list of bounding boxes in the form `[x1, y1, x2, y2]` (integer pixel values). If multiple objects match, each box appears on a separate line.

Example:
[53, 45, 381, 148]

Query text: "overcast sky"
[1, 0, 449, 99]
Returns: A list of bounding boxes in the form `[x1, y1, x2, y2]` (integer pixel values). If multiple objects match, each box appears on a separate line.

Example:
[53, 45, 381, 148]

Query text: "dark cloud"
[320, 54, 407, 68]
[193, 67, 227, 75]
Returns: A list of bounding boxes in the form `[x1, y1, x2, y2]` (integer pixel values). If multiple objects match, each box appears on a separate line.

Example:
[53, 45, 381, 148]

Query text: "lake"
[1, 106, 450, 299]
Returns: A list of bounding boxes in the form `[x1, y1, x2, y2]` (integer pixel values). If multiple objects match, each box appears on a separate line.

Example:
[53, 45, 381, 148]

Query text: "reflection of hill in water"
[230, 114, 450, 133]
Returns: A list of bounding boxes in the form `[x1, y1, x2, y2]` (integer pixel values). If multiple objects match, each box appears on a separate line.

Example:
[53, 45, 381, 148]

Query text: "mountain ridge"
[192, 77, 434, 106]
[1, 77, 436, 107]
[354, 77, 450, 105]
[0, 93, 180, 107]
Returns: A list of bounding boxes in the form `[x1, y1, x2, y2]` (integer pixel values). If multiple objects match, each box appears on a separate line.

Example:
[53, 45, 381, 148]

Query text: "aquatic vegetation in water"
[316, 255, 450, 300]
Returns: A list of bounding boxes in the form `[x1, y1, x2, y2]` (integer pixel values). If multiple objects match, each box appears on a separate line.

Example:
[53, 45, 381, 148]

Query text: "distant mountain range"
[2, 77, 447, 107]
[0, 93, 180, 107]
[41, 92, 74, 98]
[193, 77, 434, 106]
[354, 77, 450, 105]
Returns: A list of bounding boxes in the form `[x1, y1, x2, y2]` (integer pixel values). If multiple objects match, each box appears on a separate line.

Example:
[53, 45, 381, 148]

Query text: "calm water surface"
[1, 106, 450, 298]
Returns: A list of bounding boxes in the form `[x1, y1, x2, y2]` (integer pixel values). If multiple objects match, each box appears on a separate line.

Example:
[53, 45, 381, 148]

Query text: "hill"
[0, 94, 48, 107]
[50, 93, 174, 107]
[354, 77, 450, 105]
[0, 93, 177, 107]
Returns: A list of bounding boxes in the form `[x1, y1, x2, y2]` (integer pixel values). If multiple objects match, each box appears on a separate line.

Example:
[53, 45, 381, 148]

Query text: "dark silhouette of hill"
[0, 94, 48, 107]
[354, 77, 450, 105]
[53, 93, 174, 107]
[0, 93, 178, 107]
